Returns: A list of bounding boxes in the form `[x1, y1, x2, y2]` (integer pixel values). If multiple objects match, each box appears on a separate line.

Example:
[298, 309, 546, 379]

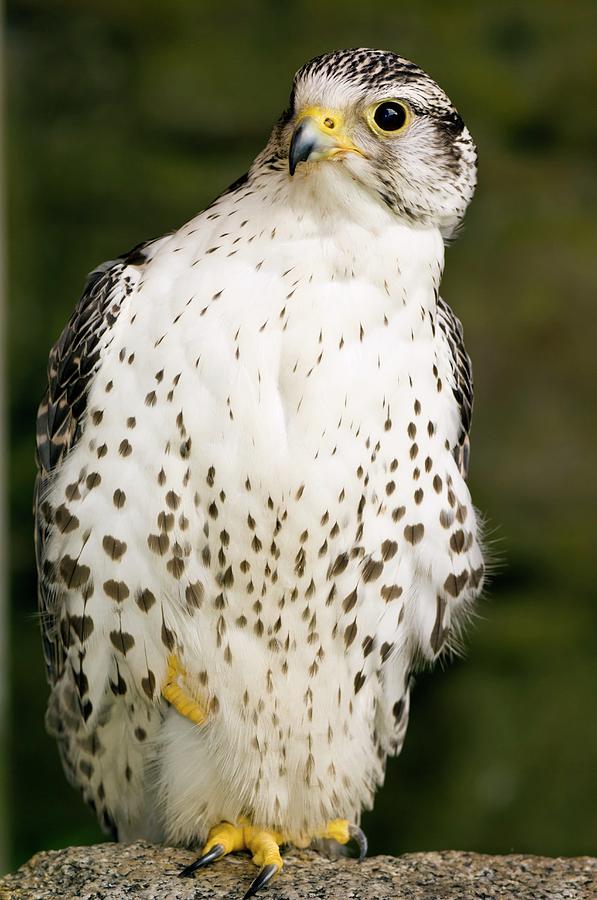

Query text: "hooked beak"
[288, 108, 364, 176]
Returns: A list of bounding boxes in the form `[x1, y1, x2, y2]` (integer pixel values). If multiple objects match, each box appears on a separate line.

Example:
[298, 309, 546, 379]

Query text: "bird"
[35, 47, 485, 898]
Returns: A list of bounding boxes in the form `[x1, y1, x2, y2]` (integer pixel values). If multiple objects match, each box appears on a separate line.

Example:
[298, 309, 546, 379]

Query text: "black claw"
[242, 863, 279, 898]
[179, 843, 225, 877]
[348, 824, 368, 861]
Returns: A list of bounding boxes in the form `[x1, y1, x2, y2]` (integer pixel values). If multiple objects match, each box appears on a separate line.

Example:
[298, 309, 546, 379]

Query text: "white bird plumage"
[35, 47, 484, 883]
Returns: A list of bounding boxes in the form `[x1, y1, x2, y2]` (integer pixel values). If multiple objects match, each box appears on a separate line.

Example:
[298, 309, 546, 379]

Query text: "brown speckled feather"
[437, 297, 474, 478]
[34, 245, 151, 684]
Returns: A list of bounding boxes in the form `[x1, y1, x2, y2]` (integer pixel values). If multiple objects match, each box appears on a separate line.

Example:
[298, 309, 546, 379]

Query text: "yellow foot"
[162, 654, 207, 726]
[319, 818, 368, 860]
[180, 819, 284, 898]
[243, 824, 285, 898]
[179, 817, 366, 896]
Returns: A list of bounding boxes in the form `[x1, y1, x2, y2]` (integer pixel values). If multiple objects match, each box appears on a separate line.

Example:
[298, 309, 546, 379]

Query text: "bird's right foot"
[180, 819, 284, 898]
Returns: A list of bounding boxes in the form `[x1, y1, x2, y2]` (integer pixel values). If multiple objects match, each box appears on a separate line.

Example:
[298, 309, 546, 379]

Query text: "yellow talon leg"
[320, 817, 350, 844]
[242, 825, 284, 899]
[204, 820, 247, 856]
[162, 654, 208, 726]
[180, 818, 283, 894]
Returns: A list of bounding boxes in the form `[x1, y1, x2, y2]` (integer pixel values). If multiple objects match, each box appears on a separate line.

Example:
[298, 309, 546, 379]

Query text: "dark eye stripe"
[443, 110, 465, 134]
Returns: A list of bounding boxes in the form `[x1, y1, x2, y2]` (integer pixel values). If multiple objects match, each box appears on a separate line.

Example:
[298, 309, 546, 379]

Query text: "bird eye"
[370, 101, 410, 134]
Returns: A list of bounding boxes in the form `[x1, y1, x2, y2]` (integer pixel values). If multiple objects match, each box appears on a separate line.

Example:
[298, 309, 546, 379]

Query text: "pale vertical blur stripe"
[0, 0, 8, 874]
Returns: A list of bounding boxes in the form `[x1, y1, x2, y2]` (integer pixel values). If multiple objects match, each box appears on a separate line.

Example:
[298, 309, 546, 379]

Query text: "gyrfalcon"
[35, 47, 485, 898]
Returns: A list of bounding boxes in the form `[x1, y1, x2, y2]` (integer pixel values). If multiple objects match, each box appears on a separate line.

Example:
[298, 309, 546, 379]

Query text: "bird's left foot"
[179, 817, 367, 897]
[318, 818, 368, 860]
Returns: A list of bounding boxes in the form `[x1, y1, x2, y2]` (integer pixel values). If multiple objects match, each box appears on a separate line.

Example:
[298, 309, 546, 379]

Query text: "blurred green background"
[4, 0, 596, 872]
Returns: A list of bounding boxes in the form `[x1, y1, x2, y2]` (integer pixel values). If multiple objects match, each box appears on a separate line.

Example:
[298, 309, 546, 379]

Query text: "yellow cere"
[295, 105, 344, 132]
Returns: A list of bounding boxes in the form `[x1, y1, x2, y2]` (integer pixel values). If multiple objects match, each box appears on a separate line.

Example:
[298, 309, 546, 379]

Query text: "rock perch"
[0, 842, 595, 899]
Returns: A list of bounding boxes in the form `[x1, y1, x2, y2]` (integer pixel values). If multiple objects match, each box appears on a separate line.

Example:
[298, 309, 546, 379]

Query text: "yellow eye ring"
[367, 100, 412, 136]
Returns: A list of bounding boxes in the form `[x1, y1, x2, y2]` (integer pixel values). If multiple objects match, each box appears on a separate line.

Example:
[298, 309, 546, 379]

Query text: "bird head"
[265, 48, 477, 238]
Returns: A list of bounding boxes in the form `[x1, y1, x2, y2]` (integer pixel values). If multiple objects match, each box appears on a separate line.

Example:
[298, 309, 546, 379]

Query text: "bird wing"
[436, 296, 474, 479]
[34, 243, 155, 685]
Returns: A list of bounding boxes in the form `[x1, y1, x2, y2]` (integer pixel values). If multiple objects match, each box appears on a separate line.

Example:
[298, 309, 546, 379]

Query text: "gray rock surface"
[0, 841, 594, 899]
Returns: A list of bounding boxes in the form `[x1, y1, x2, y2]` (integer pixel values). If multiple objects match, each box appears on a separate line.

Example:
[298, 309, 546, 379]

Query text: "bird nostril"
[323, 117, 335, 130]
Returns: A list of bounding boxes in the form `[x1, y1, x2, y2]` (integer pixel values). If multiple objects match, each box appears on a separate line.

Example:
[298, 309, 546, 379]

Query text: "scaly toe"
[162, 654, 208, 726]
[180, 820, 246, 878]
[243, 825, 283, 896]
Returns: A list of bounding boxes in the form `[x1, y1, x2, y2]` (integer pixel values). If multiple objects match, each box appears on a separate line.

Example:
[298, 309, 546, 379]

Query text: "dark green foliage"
[6, 0, 597, 870]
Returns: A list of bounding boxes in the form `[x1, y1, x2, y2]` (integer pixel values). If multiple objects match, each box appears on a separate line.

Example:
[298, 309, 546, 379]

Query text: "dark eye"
[372, 101, 409, 133]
